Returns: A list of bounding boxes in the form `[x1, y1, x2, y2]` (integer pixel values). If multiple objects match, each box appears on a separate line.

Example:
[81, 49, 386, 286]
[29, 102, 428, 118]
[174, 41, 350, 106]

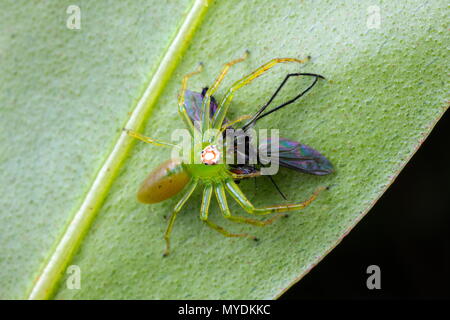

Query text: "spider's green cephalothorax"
[125, 52, 330, 256]
[183, 163, 230, 182]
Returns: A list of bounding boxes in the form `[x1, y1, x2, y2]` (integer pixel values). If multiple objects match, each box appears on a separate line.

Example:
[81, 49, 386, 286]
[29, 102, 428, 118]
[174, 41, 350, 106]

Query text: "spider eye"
[201, 145, 221, 165]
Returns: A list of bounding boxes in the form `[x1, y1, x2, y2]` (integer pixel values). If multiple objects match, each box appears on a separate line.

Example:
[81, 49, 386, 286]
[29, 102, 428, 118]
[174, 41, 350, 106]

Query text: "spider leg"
[225, 179, 327, 216]
[212, 114, 252, 143]
[163, 179, 198, 257]
[200, 183, 254, 239]
[212, 57, 309, 129]
[178, 63, 203, 135]
[215, 183, 287, 227]
[124, 129, 180, 148]
[202, 51, 249, 133]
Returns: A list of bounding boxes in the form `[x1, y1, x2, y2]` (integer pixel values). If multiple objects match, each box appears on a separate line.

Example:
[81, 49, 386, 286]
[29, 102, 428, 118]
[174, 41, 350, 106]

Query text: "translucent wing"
[260, 137, 334, 175]
[184, 90, 219, 129]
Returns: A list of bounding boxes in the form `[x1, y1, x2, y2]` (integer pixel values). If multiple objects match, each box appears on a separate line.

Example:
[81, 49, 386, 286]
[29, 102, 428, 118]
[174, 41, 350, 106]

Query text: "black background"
[281, 109, 450, 299]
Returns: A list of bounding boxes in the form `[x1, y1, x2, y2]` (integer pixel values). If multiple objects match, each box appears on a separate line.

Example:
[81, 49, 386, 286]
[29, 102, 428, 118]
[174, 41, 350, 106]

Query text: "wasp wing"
[260, 137, 334, 175]
[184, 90, 219, 129]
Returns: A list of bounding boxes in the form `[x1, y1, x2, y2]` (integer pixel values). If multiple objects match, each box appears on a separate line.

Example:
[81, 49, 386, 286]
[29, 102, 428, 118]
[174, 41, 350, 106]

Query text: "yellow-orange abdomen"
[137, 159, 190, 204]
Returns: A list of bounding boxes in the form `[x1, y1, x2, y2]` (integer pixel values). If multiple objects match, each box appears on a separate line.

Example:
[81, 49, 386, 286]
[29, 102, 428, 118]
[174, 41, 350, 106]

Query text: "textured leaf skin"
[0, 0, 193, 299]
[0, 0, 448, 300]
[52, 0, 447, 300]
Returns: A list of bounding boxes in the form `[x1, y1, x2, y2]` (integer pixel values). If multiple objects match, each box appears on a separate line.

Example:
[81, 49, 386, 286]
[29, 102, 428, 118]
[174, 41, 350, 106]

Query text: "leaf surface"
[0, 0, 447, 299]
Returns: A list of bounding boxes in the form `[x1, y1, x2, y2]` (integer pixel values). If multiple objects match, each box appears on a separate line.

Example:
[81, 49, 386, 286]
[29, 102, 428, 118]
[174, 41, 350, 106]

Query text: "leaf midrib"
[27, 0, 210, 300]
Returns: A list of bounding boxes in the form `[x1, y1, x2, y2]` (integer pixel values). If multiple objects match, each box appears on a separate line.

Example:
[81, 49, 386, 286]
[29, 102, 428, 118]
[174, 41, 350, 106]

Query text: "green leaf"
[0, 0, 447, 299]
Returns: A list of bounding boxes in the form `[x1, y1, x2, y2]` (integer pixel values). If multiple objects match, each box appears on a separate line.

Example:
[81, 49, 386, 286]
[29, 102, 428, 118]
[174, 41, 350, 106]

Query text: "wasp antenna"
[243, 72, 326, 127]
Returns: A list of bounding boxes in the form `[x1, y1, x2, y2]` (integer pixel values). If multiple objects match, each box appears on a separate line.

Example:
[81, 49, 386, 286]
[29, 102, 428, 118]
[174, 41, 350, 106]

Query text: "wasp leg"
[215, 184, 287, 227]
[225, 179, 327, 216]
[230, 171, 261, 180]
[178, 63, 203, 135]
[212, 57, 309, 129]
[163, 179, 198, 257]
[202, 51, 249, 133]
[200, 183, 255, 239]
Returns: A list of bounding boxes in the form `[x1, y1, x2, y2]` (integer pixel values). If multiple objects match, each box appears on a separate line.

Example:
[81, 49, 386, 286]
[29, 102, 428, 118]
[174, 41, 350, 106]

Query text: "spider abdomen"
[137, 159, 190, 204]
